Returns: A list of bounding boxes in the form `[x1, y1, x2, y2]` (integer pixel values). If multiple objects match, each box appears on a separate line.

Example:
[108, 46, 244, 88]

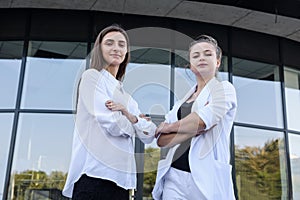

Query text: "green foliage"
[11, 147, 161, 199]
[11, 170, 68, 200]
[48, 171, 67, 190]
[235, 139, 286, 200]
[143, 147, 160, 198]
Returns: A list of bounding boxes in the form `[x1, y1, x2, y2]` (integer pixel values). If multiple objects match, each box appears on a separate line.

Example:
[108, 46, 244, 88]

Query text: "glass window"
[284, 67, 300, 131]
[0, 114, 14, 199]
[174, 50, 228, 101]
[142, 144, 161, 199]
[288, 133, 300, 200]
[174, 49, 195, 101]
[123, 47, 170, 199]
[234, 126, 288, 199]
[124, 47, 171, 115]
[8, 113, 74, 200]
[232, 58, 283, 128]
[0, 41, 23, 109]
[21, 41, 87, 110]
[141, 115, 164, 199]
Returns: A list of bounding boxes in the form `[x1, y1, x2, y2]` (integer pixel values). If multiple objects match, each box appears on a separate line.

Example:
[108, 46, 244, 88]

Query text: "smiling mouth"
[198, 64, 207, 67]
[110, 54, 121, 57]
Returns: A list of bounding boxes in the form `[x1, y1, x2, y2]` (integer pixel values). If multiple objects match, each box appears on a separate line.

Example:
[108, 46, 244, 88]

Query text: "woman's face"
[101, 31, 127, 67]
[189, 42, 220, 79]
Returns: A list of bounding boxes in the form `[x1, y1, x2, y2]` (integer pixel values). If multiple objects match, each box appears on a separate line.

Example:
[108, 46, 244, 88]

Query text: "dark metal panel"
[93, 12, 172, 49]
[231, 28, 280, 65]
[30, 9, 90, 42]
[172, 19, 229, 54]
[0, 9, 27, 40]
[93, 12, 228, 53]
[281, 38, 300, 69]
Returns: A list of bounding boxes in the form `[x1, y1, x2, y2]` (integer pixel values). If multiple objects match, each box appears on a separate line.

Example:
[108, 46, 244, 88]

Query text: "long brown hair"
[90, 25, 130, 81]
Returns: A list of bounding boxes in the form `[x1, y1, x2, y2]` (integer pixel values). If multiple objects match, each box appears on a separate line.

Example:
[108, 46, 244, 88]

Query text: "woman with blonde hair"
[152, 35, 237, 200]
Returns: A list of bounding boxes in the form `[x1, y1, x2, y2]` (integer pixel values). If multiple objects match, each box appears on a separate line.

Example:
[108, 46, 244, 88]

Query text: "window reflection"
[124, 47, 171, 115]
[233, 58, 283, 128]
[124, 47, 170, 199]
[124, 63, 170, 115]
[21, 41, 87, 110]
[174, 49, 195, 102]
[284, 67, 300, 131]
[28, 41, 86, 59]
[0, 114, 13, 199]
[288, 133, 300, 199]
[8, 113, 74, 200]
[234, 126, 288, 199]
[0, 41, 23, 108]
[143, 145, 160, 199]
[130, 46, 170, 65]
[137, 115, 162, 200]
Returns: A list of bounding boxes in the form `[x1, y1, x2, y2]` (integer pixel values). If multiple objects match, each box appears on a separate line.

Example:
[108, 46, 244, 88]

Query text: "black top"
[171, 102, 193, 172]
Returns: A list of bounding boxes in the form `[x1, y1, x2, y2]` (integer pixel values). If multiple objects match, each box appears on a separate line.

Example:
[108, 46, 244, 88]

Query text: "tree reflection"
[10, 170, 68, 200]
[143, 147, 160, 199]
[235, 139, 285, 200]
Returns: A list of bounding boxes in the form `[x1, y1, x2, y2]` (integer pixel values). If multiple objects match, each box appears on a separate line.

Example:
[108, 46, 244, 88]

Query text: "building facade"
[1, 1, 300, 199]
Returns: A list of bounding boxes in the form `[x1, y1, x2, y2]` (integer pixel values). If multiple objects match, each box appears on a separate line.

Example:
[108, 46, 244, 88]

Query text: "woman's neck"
[196, 76, 213, 93]
[105, 65, 119, 78]
[186, 76, 214, 103]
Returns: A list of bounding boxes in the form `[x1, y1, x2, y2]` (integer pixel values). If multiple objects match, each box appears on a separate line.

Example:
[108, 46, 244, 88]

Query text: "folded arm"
[105, 100, 138, 123]
[157, 82, 237, 147]
[156, 112, 206, 147]
[79, 70, 135, 137]
[105, 98, 156, 144]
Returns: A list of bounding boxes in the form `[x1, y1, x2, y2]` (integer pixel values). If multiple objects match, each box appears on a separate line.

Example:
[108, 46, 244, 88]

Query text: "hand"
[195, 124, 215, 136]
[139, 114, 151, 121]
[106, 100, 138, 124]
[155, 122, 169, 138]
[105, 100, 126, 113]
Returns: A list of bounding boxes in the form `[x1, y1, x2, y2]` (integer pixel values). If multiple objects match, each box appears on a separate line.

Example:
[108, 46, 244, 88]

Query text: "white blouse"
[152, 77, 237, 200]
[63, 69, 156, 198]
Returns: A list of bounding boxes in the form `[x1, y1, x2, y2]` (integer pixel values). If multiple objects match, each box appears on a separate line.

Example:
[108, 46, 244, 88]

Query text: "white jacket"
[63, 69, 156, 198]
[152, 77, 237, 200]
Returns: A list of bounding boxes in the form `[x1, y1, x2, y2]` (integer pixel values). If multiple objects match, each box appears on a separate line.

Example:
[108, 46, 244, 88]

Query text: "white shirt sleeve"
[194, 81, 237, 130]
[128, 97, 156, 144]
[79, 70, 135, 137]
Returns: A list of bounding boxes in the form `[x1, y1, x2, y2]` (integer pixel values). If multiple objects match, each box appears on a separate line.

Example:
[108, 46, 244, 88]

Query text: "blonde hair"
[189, 34, 222, 59]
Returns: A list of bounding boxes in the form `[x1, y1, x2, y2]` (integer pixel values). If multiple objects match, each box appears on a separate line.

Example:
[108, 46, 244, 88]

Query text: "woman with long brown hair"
[63, 25, 156, 200]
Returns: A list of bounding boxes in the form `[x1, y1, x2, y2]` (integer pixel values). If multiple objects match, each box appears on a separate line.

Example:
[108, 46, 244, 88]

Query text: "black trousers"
[72, 174, 129, 200]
